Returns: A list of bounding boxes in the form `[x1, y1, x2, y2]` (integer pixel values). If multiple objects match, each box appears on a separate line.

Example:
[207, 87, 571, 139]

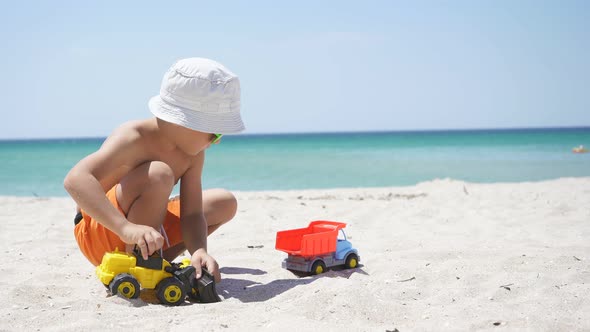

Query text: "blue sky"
[1, 1, 588, 139]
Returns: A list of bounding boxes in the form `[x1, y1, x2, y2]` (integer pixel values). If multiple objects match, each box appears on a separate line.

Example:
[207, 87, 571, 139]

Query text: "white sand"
[1, 178, 589, 331]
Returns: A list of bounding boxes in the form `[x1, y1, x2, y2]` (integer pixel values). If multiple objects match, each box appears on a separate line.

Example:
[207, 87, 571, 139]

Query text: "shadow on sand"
[216, 265, 367, 303]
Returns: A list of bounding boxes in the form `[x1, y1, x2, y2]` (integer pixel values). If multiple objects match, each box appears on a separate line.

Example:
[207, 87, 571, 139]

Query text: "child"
[64, 58, 244, 282]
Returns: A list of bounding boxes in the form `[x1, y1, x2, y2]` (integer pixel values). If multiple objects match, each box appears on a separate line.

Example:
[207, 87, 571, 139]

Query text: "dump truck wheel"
[156, 277, 186, 306]
[311, 260, 326, 275]
[109, 273, 140, 299]
[345, 253, 359, 269]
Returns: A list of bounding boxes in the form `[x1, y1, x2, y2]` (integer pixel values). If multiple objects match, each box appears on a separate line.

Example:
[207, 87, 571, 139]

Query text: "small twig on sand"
[500, 283, 514, 291]
[397, 277, 416, 282]
[573, 256, 582, 261]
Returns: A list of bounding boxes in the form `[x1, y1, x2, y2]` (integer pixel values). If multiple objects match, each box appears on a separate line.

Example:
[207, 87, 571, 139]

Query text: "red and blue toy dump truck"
[275, 221, 360, 275]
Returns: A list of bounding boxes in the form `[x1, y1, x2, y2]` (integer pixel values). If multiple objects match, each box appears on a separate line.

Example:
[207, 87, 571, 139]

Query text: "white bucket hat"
[148, 58, 245, 134]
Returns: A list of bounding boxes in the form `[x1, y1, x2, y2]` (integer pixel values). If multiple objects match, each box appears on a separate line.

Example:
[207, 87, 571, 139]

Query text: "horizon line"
[1, 125, 589, 141]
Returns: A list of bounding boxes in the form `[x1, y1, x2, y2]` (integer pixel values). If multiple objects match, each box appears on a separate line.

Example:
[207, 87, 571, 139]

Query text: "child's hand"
[191, 249, 221, 283]
[118, 223, 164, 260]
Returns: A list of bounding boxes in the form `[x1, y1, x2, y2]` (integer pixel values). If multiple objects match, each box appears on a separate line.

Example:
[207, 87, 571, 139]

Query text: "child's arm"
[179, 151, 220, 281]
[64, 129, 164, 259]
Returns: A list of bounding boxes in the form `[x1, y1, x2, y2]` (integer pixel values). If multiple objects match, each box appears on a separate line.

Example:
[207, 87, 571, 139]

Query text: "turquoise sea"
[1, 127, 589, 197]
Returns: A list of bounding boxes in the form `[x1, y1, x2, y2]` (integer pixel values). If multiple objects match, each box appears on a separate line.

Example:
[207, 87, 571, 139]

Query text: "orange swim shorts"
[74, 185, 184, 266]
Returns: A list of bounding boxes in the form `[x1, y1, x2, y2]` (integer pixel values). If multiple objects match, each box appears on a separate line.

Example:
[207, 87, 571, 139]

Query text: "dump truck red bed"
[275, 221, 347, 257]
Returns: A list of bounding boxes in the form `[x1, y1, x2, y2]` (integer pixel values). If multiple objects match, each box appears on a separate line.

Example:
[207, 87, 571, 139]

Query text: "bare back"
[88, 119, 198, 191]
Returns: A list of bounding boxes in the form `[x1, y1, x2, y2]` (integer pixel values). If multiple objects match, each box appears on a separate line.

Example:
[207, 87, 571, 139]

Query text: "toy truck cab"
[275, 221, 360, 275]
[334, 228, 355, 260]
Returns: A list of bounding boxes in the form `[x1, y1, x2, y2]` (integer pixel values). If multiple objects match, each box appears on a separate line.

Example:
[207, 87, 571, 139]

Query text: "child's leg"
[116, 161, 175, 241]
[162, 188, 237, 260]
[202, 188, 238, 235]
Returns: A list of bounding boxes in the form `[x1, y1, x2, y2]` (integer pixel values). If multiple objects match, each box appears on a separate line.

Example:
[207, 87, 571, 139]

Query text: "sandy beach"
[1, 178, 589, 331]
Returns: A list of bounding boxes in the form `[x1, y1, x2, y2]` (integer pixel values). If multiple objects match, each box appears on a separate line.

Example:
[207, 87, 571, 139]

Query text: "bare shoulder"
[181, 151, 205, 180]
[179, 151, 205, 206]
[188, 150, 205, 169]
[68, 120, 157, 192]
[99, 120, 160, 156]
[103, 120, 144, 146]
[90, 120, 155, 170]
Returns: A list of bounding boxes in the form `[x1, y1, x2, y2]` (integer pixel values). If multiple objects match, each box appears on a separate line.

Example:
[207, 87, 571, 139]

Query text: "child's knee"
[218, 189, 238, 220]
[224, 191, 238, 220]
[147, 161, 175, 192]
[206, 189, 238, 222]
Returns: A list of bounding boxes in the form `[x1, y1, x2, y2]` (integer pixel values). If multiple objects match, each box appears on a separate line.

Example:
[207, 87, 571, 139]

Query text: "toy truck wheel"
[311, 260, 326, 275]
[345, 253, 359, 269]
[156, 277, 186, 306]
[109, 273, 140, 299]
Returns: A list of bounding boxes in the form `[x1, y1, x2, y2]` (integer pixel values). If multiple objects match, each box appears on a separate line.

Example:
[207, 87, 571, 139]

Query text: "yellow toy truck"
[96, 247, 220, 305]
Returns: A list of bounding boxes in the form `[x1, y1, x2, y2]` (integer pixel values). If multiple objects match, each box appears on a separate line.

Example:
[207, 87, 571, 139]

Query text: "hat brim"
[148, 96, 245, 134]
